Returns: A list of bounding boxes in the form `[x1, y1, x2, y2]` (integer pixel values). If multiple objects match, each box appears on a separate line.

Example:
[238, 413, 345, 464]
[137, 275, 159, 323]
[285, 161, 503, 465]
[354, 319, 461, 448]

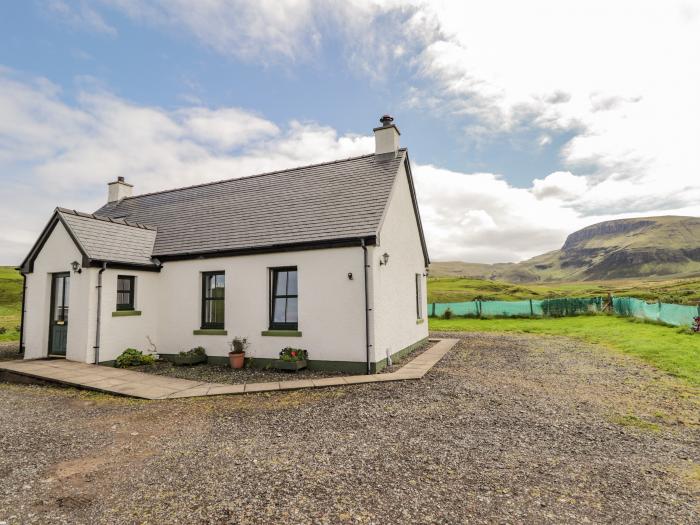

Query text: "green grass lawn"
[427, 276, 700, 305]
[430, 315, 700, 386]
[0, 266, 22, 342]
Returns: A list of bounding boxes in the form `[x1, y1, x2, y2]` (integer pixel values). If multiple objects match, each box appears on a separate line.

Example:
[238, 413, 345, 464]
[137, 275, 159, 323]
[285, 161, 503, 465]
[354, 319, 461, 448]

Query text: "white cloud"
[2, 66, 699, 267]
[413, 165, 584, 263]
[178, 107, 280, 150]
[532, 171, 588, 201]
[0, 69, 374, 264]
[103, 0, 316, 63]
[406, 1, 700, 215]
[5, 1, 700, 265]
[100, 0, 432, 73]
[43, 0, 117, 35]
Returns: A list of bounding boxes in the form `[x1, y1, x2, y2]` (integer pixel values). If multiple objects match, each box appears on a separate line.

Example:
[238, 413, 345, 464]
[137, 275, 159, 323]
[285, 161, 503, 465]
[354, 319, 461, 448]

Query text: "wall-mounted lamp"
[347, 272, 354, 280]
[70, 261, 82, 274]
[379, 252, 390, 266]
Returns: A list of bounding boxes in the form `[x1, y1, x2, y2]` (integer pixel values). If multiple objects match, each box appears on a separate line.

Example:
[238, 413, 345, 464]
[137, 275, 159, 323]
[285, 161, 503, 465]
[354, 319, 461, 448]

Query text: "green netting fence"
[611, 297, 700, 327]
[429, 297, 700, 327]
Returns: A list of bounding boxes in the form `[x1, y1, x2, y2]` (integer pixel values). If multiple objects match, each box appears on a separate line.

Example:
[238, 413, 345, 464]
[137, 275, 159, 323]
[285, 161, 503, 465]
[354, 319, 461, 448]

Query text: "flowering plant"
[229, 337, 249, 354]
[279, 347, 308, 362]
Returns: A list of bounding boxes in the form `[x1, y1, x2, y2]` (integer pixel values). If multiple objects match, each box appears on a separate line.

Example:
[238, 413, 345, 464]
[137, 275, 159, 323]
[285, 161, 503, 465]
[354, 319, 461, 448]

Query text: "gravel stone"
[0, 331, 698, 524]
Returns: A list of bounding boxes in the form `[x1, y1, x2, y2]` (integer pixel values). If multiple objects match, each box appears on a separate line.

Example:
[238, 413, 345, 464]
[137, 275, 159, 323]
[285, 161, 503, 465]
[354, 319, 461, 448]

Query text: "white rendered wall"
[154, 246, 368, 364]
[97, 268, 161, 362]
[23, 222, 96, 362]
[371, 161, 429, 362]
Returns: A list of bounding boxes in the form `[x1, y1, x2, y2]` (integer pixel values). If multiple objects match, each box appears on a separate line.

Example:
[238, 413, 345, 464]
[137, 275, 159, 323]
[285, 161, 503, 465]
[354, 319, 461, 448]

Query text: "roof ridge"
[56, 207, 157, 231]
[117, 149, 407, 201]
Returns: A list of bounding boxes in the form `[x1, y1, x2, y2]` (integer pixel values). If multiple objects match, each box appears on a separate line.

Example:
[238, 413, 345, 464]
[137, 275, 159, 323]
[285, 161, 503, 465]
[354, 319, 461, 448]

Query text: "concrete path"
[0, 339, 457, 400]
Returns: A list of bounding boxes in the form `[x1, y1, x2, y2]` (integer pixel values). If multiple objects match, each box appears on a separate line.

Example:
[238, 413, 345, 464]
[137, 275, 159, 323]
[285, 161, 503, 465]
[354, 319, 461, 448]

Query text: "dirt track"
[1, 332, 698, 524]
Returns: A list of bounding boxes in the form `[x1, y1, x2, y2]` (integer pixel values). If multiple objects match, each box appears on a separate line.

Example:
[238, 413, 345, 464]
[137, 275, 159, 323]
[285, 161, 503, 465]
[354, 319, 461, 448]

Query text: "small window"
[202, 272, 225, 329]
[415, 273, 423, 320]
[117, 276, 135, 311]
[270, 267, 298, 330]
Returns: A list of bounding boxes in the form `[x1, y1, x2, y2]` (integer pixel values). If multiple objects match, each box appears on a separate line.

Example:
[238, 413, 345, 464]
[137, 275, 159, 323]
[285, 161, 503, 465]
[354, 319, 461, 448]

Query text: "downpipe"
[361, 239, 372, 375]
[94, 262, 107, 364]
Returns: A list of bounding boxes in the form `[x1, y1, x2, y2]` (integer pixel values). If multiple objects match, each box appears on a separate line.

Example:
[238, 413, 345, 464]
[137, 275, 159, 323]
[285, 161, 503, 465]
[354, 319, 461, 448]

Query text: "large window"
[116, 275, 135, 311]
[201, 272, 225, 329]
[270, 267, 298, 330]
[415, 273, 423, 320]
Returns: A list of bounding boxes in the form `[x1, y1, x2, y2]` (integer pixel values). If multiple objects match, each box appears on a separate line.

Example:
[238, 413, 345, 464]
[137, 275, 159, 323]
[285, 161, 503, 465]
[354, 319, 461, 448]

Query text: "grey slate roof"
[94, 151, 407, 257]
[57, 209, 158, 267]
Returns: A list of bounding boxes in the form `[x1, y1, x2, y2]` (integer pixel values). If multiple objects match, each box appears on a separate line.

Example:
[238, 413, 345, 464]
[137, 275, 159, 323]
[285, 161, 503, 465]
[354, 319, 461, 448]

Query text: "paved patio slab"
[0, 339, 458, 400]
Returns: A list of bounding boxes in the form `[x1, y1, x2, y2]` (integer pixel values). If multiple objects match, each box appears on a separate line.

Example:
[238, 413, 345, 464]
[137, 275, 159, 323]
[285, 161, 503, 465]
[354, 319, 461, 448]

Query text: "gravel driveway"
[1, 332, 698, 524]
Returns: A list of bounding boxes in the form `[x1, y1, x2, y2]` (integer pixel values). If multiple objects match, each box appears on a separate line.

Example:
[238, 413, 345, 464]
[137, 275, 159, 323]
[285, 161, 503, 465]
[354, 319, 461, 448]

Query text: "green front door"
[49, 273, 70, 356]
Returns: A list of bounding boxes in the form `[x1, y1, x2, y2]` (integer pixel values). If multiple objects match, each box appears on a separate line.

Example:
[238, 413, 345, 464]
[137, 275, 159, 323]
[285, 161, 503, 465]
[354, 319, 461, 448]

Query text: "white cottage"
[18, 116, 429, 373]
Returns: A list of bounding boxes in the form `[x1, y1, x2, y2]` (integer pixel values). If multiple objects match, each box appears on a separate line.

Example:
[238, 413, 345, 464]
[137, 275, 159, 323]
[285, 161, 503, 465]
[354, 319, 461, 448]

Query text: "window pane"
[204, 301, 213, 324]
[53, 278, 63, 321]
[204, 273, 225, 299]
[204, 299, 225, 325]
[287, 271, 298, 295]
[215, 300, 224, 324]
[118, 277, 131, 292]
[275, 271, 287, 295]
[285, 297, 298, 323]
[273, 298, 286, 323]
[62, 277, 69, 320]
[202, 273, 224, 327]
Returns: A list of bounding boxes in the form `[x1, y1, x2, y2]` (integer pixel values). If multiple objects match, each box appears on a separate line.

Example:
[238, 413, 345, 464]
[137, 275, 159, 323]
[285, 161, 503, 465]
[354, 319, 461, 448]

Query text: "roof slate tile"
[94, 151, 405, 257]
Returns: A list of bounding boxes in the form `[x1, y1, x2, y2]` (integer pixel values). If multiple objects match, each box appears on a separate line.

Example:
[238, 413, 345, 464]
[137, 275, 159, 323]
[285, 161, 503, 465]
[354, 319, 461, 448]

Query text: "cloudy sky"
[1, 1, 699, 265]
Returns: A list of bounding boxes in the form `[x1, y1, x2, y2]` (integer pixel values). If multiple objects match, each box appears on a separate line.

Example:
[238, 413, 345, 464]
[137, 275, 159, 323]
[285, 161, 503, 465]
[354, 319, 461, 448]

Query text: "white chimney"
[107, 176, 133, 203]
[373, 114, 400, 158]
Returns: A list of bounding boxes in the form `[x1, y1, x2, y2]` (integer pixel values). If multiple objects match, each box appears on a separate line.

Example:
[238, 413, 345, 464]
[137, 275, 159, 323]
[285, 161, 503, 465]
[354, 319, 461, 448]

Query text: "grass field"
[430, 315, 700, 386]
[0, 266, 22, 342]
[427, 276, 700, 305]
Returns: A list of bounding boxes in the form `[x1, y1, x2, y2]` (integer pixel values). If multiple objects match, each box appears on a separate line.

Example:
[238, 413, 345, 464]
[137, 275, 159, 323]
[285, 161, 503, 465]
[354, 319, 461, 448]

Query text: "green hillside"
[0, 266, 22, 342]
[427, 276, 700, 305]
[432, 216, 700, 282]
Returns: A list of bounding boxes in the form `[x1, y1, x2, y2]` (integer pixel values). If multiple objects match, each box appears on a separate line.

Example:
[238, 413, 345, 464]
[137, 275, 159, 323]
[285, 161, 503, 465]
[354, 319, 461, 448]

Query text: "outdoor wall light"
[71, 260, 82, 274]
[347, 272, 354, 280]
[379, 252, 390, 266]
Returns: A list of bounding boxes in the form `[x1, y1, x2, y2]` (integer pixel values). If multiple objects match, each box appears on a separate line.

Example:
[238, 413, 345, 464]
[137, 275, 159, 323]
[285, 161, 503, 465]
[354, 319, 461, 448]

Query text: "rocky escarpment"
[558, 217, 700, 280]
[562, 219, 656, 250]
[431, 215, 700, 282]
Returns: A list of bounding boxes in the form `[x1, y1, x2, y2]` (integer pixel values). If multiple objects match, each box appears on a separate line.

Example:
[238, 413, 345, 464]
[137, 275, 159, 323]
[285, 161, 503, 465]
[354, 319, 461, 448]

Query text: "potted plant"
[172, 346, 207, 366]
[228, 337, 249, 369]
[272, 347, 308, 371]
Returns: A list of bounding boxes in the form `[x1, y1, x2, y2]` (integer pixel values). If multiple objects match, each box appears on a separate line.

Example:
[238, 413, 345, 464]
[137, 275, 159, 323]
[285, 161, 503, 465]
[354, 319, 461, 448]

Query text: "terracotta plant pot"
[229, 351, 245, 369]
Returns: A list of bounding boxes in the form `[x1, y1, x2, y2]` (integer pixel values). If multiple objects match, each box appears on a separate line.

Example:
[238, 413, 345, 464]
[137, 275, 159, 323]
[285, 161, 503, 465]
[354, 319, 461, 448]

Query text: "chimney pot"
[380, 114, 394, 127]
[117, 176, 125, 183]
[373, 115, 400, 158]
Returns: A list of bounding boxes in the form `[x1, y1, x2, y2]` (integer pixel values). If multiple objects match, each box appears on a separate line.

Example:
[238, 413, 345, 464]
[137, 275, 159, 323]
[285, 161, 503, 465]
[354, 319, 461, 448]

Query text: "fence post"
[529, 299, 534, 317]
[431, 303, 436, 317]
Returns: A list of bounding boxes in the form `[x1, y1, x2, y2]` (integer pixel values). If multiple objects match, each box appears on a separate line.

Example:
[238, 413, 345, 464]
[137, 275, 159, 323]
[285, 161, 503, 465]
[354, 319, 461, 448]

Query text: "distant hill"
[432, 216, 700, 282]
